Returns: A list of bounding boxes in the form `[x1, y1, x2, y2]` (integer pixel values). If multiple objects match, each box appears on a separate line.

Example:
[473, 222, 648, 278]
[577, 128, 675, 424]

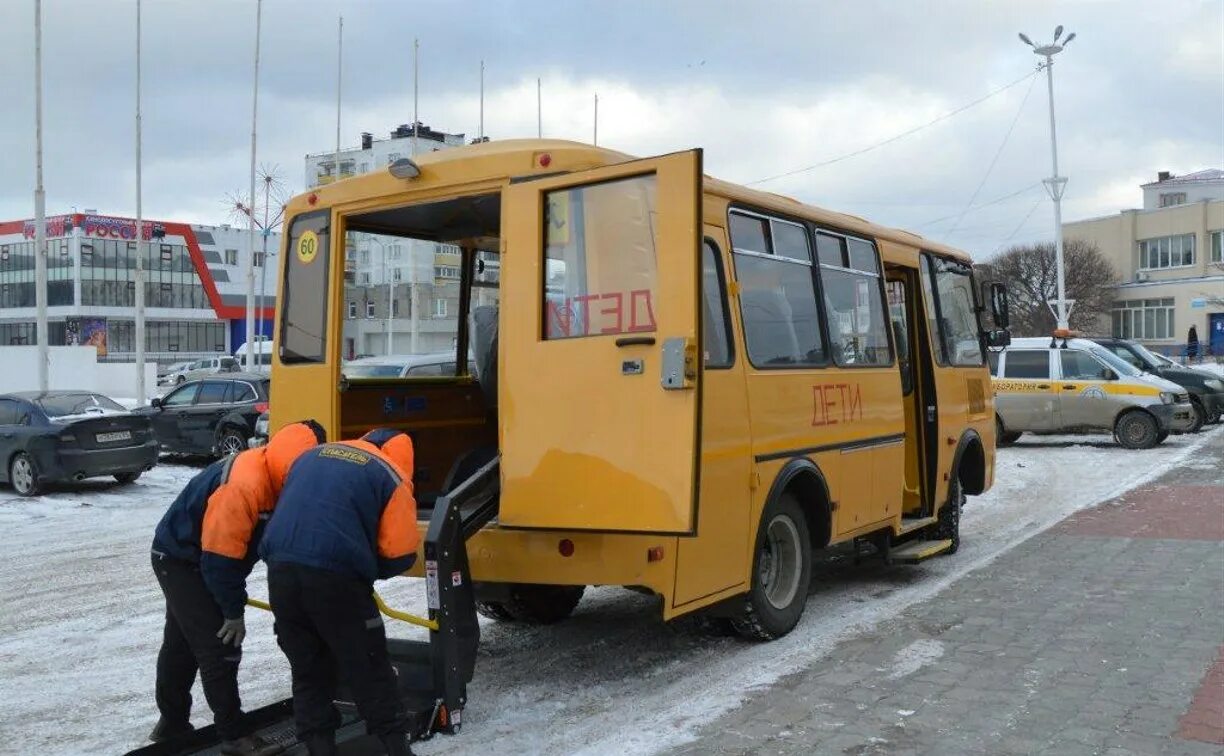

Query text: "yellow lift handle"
[246, 592, 438, 632]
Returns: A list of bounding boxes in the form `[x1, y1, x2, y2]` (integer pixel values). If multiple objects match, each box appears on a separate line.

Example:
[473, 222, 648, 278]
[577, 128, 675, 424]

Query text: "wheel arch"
[952, 428, 986, 496]
[763, 458, 832, 550]
[1112, 405, 1159, 434]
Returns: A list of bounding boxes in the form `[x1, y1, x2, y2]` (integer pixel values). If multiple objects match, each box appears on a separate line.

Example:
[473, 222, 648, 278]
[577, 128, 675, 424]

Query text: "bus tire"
[932, 477, 963, 555]
[476, 584, 585, 625]
[995, 416, 1021, 447]
[731, 493, 812, 641]
[1115, 410, 1160, 450]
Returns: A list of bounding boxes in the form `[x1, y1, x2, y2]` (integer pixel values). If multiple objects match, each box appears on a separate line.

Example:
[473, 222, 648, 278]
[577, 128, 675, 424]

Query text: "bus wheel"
[1115, 410, 1160, 450]
[476, 584, 585, 625]
[732, 493, 812, 641]
[932, 478, 963, 555]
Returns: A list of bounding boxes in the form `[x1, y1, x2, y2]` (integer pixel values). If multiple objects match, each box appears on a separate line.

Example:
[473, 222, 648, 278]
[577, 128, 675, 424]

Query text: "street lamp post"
[1020, 26, 1076, 334]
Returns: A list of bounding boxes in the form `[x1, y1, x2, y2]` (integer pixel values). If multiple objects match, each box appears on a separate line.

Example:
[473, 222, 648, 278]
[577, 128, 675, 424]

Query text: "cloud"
[0, 0, 1219, 262]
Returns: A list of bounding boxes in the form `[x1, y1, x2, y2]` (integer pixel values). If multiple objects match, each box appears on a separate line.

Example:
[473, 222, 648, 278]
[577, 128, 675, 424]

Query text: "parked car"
[341, 352, 464, 379]
[0, 391, 158, 496]
[163, 356, 240, 386]
[1089, 337, 1224, 428]
[135, 374, 269, 457]
[990, 337, 1196, 449]
[157, 361, 192, 383]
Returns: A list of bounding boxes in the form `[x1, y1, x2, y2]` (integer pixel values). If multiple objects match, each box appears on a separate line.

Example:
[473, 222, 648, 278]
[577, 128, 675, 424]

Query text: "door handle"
[615, 336, 655, 348]
[1037, 384, 1050, 389]
[1062, 384, 1076, 390]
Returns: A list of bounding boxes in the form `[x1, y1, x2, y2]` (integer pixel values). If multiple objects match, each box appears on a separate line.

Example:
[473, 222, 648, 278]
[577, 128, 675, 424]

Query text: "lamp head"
[1018, 32, 1034, 46]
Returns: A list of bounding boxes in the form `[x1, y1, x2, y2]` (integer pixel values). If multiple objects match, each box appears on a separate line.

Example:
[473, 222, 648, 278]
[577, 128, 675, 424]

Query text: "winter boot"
[379, 732, 415, 756]
[148, 717, 195, 743]
[302, 731, 338, 756]
[219, 733, 281, 756]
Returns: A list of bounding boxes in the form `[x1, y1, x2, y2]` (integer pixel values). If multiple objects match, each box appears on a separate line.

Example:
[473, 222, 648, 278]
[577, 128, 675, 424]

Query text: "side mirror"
[986, 330, 1011, 348]
[1102, 368, 1118, 381]
[988, 282, 1010, 330]
[150, 397, 163, 409]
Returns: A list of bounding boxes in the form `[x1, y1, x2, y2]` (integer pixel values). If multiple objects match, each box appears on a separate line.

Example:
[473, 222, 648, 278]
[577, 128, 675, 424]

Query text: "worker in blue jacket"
[149, 420, 323, 754]
[261, 428, 419, 756]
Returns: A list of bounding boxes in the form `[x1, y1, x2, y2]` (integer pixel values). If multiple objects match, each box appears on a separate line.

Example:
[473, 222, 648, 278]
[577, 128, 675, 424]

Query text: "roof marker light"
[389, 158, 421, 179]
[538, 153, 552, 168]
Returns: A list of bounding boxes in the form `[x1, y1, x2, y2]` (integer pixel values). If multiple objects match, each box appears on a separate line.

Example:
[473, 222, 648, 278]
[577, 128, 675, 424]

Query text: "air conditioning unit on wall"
[1134, 271, 1150, 282]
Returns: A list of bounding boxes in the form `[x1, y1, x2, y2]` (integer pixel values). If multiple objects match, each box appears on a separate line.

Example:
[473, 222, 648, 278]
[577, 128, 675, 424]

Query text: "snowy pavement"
[0, 428, 1220, 755]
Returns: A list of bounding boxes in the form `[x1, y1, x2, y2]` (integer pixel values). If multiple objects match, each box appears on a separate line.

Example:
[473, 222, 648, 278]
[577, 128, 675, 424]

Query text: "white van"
[234, 337, 274, 373]
[990, 337, 1196, 449]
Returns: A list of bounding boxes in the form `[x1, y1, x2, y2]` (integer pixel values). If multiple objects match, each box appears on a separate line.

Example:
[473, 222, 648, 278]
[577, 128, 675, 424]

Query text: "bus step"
[890, 538, 953, 564]
[897, 515, 937, 535]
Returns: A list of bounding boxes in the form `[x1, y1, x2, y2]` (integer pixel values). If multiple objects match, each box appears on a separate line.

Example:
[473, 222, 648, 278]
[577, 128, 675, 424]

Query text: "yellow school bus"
[269, 140, 1006, 639]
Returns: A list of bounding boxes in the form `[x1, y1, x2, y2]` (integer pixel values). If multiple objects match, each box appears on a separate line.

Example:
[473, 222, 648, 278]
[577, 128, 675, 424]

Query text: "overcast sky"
[1, 0, 1221, 260]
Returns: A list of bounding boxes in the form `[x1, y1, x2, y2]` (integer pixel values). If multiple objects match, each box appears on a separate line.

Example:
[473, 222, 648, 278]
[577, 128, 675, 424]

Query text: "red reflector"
[254, 402, 269, 414]
[539, 153, 552, 167]
[558, 538, 575, 557]
[307, 192, 318, 206]
[647, 546, 664, 562]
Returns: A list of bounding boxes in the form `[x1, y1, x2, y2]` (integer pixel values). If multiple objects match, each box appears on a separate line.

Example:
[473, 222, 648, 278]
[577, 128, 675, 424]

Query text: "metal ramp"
[125, 458, 500, 756]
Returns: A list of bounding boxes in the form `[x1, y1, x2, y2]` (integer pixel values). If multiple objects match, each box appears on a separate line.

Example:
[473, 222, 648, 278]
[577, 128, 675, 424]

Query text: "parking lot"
[0, 426, 1219, 755]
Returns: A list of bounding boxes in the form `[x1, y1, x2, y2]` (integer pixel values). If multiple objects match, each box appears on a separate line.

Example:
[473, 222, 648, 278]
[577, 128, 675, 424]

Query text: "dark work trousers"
[267, 562, 407, 740]
[152, 552, 247, 741]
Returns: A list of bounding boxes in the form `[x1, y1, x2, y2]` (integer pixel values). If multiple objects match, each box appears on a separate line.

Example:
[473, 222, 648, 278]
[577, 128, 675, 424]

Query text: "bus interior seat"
[470, 304, 499, 410]
[741, 289, 801, 364]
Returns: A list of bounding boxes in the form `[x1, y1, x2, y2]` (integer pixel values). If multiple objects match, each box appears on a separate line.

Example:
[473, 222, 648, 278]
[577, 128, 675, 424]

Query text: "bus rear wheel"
[475, 584, 585, 625]
[931, 477, 963, 554]
[731, 493, 812, 641]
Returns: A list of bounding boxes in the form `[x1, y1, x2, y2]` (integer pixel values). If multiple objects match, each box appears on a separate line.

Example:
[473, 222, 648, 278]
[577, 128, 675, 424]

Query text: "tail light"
[254, 402, 269, 414]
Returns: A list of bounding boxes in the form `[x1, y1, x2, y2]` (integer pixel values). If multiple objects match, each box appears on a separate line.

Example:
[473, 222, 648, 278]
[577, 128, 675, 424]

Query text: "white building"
[1142, 168, 1224, 209]
[305, 123, 475, 359]
[1064, 170, 1224, 357]
[0, 212, 279, 363]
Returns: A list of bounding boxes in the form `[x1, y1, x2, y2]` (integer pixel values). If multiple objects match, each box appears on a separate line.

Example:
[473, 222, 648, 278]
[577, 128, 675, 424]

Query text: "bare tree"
[981, 240, 1117, 337]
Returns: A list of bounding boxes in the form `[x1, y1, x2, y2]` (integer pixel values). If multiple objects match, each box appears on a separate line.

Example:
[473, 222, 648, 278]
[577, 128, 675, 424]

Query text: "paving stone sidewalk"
[676, 432, 1224, 756]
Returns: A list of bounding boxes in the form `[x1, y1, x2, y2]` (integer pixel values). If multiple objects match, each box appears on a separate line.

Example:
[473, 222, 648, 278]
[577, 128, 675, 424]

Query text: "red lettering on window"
[573, 294, 600, 336]
[628, 289, 656, 332]
[546, 299, 572, 337]
[598, 292, 624, 334]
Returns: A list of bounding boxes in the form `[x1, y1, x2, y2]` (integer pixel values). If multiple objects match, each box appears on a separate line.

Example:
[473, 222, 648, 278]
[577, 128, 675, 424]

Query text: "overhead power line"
[747, 67, 1042, 186]
[944, 69, 1041, 235]
[914, 182, 1042, 228]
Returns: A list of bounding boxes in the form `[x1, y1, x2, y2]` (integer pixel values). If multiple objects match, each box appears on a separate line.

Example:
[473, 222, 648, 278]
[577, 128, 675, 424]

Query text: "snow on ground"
[0, 428, 1220, 755]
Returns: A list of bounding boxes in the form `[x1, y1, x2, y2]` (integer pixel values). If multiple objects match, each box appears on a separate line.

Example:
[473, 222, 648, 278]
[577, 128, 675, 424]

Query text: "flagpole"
[334, 15, 342, 170]
[34, 0, 48, 391]
[134, 0, 146, 403]
[245, 0, 262, 374]
[412, 38, 419, 157]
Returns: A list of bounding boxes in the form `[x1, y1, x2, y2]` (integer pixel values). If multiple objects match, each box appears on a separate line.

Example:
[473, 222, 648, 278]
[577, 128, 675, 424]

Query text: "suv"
[137, 374, 269, 457]
[990, 337, 1195, 449]
[1089, 337, 1224, 429]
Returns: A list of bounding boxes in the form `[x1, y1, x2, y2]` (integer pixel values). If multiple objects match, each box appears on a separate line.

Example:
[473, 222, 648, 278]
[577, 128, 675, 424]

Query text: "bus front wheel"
[731, 493, 812, 641]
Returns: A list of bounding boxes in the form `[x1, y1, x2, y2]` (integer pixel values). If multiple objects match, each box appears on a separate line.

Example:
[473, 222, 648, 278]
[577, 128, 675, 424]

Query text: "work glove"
[217, 617, 246, 647]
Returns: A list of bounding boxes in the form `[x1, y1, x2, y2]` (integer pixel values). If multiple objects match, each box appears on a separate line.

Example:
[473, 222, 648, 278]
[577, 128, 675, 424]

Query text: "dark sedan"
[1090, 337, 1224, 429]
[135, 374, 269, 457]
[0, 391, 159, 496]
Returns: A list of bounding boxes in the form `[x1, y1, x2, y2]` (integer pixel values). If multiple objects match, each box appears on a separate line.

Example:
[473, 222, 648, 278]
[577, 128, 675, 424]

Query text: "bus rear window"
[280, 210, 330, 364]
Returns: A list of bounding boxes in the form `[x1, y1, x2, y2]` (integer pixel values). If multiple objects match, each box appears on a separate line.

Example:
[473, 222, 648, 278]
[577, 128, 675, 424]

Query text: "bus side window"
[702, 240, 733, 368]
[816, 233, 892, 367]
[730, 211, 825, 367]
